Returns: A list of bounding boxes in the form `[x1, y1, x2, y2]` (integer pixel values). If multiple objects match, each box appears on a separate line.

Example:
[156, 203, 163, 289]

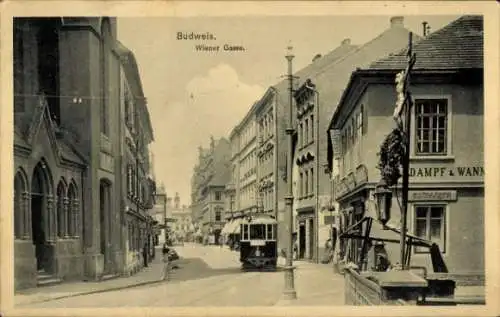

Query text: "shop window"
[414, 205, 446, 253]
[414, 99, 449, 156]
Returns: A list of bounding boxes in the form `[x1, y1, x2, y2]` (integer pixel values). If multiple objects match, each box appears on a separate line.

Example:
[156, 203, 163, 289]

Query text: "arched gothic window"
[67, 183, 77, 237]
[57, 180, 66, 238]
[14, 171, 26, 239]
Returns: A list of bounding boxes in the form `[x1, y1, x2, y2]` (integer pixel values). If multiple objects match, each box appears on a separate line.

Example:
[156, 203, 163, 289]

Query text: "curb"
[19, 278, 167, 306]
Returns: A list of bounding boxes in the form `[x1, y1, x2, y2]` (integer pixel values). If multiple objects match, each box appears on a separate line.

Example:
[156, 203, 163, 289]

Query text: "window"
[305, 170, 309, 196]
[242, 224, 249, 240]
[305, 119, 309, 144]
[215, 191, 222, 201]
[250, 224, 266, 239]
[414, 205, 446, 253]
[310, 168, 314, 194]
[215, 208, 222, 221]
[266, 224, 274, 240]
[299, 172, 303, 197]
[415, 99, 448, 156]
[127, 165, 132, 195]
[356, 109, 363, 162]
[300, 123, 304, 147]
[310, 114, 314, 141]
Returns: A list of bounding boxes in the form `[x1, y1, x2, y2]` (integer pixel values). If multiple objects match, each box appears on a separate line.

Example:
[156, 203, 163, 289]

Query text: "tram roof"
[241, 215, 277, 225]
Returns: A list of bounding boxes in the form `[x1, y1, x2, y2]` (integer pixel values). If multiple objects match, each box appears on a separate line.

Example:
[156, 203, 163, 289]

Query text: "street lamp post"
[282, 44, 297, 300]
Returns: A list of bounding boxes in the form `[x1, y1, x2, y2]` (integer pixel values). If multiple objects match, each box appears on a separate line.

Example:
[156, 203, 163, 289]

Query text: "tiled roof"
[369, 16, 483, 70]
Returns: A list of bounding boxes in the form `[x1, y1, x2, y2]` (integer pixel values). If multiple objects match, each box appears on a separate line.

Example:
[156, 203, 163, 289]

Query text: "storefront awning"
[230, 218, 243, 234]
[221, 220, 233, 235]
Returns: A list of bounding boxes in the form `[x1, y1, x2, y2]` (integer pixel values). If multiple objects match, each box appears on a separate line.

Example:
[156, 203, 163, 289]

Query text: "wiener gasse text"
[176, 32, 246, 52]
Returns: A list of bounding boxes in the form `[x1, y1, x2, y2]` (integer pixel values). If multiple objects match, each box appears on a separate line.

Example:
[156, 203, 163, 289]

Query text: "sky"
[117, 15, 459, 205]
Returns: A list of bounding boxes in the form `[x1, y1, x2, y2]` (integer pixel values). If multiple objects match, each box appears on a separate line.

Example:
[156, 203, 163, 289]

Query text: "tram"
[239, 215, 277, 270]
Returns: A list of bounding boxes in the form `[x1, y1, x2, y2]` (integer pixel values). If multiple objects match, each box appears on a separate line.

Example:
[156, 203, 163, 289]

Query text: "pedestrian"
[219, 235, 223, 248]
[142, 242, 148, 268]
[293, 242, 298, 260]
[161, 243, 170, 281]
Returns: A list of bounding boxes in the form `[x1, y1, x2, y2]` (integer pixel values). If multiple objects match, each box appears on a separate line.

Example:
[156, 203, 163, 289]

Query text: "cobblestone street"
[16, 243, 345, 307]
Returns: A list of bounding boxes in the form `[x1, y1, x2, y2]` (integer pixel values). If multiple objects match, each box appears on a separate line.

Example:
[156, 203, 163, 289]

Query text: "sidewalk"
[15, 251, 168, 306]
[275, 257, 345, 306]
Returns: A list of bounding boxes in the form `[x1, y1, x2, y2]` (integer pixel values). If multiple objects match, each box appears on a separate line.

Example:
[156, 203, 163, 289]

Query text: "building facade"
[287, 16, 418, 263]
[222, 128, 239, 224]
[12, 17, 156, 290]
[115, 41, 156, 276]
[221, 102, 260, 240]
[328, 15, 484, 275]
[150, 183, 167, 245]
[256, 90, 278, 220]
[190, 137, 231, 243]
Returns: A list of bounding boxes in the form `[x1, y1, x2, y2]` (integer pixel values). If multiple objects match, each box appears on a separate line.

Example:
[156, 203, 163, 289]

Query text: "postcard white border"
[1, 1, 499, 316]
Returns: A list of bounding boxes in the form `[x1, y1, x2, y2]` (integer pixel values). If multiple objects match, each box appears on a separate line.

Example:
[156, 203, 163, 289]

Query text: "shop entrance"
[299, 224, 306, 259]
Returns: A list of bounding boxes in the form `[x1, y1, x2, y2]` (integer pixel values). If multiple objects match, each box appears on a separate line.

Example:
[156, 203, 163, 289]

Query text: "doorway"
[31, 194, 45, 270]
[31, 162, 49, 272]
[308, 218, 314, 260]
[99, 179, 112, 273]
[299, 224, 306, 259]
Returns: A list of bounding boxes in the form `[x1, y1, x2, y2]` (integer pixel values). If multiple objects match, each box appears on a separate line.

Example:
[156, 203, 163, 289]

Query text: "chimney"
[312, 53, 322, 63]
[390, 16, 404, 28]
[341, 38, 351, 46]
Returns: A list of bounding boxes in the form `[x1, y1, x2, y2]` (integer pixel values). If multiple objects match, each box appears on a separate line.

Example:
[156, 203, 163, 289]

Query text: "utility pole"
[282, 43, 297, 300]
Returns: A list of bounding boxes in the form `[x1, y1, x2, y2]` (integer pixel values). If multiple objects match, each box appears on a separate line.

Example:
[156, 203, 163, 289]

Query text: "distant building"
[150, 183, 167, 245]
[169, 193, 193, 241]
[328, 16, 484, 275]
[190, 137, 231, 243]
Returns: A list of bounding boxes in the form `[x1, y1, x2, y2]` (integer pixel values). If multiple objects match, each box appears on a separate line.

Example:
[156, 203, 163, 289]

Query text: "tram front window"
[250, 224, 266, 239]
